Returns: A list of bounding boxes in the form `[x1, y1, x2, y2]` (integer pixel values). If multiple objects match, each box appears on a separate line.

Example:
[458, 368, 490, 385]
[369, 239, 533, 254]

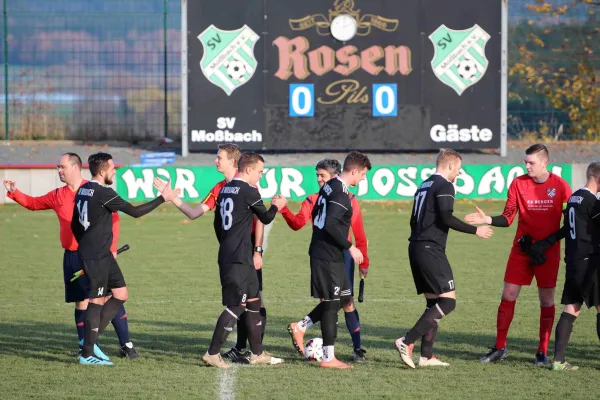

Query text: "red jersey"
[280, 193, 370, 268]
[203, 179, 257, 233]
[502, 173, 571, 252]
[7, 180, 120, 252]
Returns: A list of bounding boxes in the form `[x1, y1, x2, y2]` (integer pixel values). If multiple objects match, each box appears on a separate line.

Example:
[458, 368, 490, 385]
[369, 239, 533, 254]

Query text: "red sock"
[538, 304, 555, 354]
[496, 299, 516, 349]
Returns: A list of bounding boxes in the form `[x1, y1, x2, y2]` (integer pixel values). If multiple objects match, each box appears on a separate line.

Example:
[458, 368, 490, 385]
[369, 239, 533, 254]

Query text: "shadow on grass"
[1, 314, 598, 367]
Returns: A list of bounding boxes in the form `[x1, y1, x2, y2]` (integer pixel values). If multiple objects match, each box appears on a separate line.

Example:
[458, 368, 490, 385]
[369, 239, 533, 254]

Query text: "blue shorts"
[343, 249, 355, 297]
[63, 250, 90, 303]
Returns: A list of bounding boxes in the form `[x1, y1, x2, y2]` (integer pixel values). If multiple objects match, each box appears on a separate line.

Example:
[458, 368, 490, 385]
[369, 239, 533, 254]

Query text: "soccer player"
[153, 143, 268, 364]
[528, 161, 600, 370]
[465, 144, 572, 365]
[288, 151, 371, 369]
[201, 152, 285, 368]
[3, 153, 139, 359]
[395, 149, 493, 369]
[72, 152, 179, 365]
[282, 159, 370, 362]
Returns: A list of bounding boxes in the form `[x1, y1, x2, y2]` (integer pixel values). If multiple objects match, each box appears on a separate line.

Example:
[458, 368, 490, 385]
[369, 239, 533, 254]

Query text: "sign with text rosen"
[186, 0, 502, 152]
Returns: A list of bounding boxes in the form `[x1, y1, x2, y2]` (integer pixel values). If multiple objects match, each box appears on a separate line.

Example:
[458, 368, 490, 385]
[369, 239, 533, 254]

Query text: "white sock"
[298, 316, 313, 332]
[323, 345, 335, 362]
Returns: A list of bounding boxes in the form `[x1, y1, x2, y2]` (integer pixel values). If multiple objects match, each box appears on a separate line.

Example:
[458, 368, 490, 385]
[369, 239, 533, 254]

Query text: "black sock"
[321, 301, 340, 346]
[405, 298, 455, 345]
[110, 304, 130, 347]
[260, 307, 267, 342]
[307, 302, 324, 325]
[245, 301, 263, 355]
[98, 297, 126, 334]
[421, 299, 439, 359]
[597, 313, 600, 342]
[75, 308, 86, 342]
[208, 306, 245, 355]
[82, 303, 103, 358]
[554, 312, 577, 363]
[234, 312, 249, 351]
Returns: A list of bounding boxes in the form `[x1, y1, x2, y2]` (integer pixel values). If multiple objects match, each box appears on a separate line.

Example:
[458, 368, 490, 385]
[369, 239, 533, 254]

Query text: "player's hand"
[359, 268, 368, 278]
[3, 179, 16, 193]
[476, 225, 493, 239]
[464, 205, 488, 225]
[529, 239, 550, 266]
[253, 252, 263, 270]
[153, 177, 169, 193]
[159, 180, 181, 202]
[112, 252, 117, 259]
[349, 245, 363, 265]
[272, 195, 287, 209]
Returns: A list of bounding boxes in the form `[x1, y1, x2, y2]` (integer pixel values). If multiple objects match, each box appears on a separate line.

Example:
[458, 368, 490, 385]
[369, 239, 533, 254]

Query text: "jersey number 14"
[77, 200, 90, 231]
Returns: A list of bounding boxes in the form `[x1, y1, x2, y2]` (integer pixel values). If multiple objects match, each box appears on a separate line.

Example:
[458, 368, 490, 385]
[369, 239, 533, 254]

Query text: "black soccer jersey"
[308, 177, 353, 262]
[409, 174, 456, 248]
[214, 178, 277, 265]
[563, 188, 600, 263]
[72, 181, 130, 259]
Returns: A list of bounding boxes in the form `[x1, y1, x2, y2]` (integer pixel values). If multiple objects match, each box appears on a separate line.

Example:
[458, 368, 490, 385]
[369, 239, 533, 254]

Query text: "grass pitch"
[0, 201, 598, 399]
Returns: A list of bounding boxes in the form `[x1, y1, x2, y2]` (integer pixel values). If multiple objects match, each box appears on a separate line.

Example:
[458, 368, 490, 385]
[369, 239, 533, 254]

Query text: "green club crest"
[198, 25, 260, 96]
[429, 24, 491, 96]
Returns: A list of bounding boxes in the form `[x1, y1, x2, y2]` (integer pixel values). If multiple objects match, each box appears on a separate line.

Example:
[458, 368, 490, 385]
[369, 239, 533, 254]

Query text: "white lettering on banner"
[396, 167, 418, 196]
[258, 168, 278, 198]
[371, 168, 395, 196]
[191, 117, 262, 143]
[430, 124, 493, 143]
[357, 179, 368, 196]
[420, 168, 435, 181]
[507, 166, 524, 188]
[454, 169, 475, 195]
[120, 168, 198, 200]
[279, 168, 306, 198]
[478, 166, 504, 195]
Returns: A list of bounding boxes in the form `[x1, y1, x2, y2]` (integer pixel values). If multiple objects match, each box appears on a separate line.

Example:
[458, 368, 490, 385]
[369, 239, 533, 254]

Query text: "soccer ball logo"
[304, 338, 323, 362]
[225, 60, 247, 82]
[456, 57, 479, 80]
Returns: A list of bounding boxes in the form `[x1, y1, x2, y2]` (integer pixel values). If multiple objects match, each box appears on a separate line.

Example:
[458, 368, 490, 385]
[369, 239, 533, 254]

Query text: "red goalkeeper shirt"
[279, 193, 370, 269]
[7, 180, 120, 252]
[203, 179, 257, 233]
[502, 173, 571, 254]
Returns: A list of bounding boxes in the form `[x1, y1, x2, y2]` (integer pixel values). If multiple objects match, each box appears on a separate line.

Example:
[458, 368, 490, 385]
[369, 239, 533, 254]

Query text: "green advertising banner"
[116, 164, 572, 202]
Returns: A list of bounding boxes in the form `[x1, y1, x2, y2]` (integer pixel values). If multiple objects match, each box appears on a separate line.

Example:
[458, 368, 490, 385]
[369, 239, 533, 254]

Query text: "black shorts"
[409, 241, 455, 295]
[343, 249, 355, 297]
[561, 258, 600, 308]
[219, 263, 259, 306]
[310, 256, 351, 300]
[81, 253, 126, 299]
[63, 250, 89, 303]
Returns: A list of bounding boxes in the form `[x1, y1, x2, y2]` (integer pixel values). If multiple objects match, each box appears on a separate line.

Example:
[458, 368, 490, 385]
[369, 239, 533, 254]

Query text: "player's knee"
[226, 305, 246, 318]
[341, 295, 353, 310]
[437, 297, 456, 316]
[245, 300, 260, 312]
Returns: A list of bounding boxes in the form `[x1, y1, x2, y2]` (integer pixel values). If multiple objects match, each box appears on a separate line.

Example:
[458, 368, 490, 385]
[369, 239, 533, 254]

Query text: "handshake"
[518, 234, 552, 266]
[271, 194, 287, 209]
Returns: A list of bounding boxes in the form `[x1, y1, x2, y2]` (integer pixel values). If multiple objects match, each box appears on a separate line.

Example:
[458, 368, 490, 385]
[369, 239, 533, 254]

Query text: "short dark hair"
[63, 152, 82, 169]
[88, 152, 113, 176]
[342, 151, 372, 172]
[436, 149, 462, 167]
[238, 152, 265, 172]
[218, 143, 241, 167]
[525, 143, 549, 160]
[586, 161, 600, 179]
[316, 159, 341, 175]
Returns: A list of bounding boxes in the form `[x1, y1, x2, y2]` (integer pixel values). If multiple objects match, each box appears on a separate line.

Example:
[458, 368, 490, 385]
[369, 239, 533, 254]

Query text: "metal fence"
[0, 0, 598, 142]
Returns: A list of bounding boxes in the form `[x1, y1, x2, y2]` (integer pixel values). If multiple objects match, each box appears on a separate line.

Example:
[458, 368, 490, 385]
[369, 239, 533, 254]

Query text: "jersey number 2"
[568, 207, 576, 239]
[220, 198, 234, 231]
[314, 196, 327, 229]
[77, 200, 90, 231]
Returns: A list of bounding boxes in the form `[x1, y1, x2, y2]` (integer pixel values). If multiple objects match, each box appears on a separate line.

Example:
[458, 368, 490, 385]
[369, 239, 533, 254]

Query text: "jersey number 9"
[568, 207, 576, 240]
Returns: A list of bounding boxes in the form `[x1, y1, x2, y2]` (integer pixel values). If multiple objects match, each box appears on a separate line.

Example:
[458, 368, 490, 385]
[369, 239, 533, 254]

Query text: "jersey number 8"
[220, 198, 234, 231]
[314, 196, 327, 229]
